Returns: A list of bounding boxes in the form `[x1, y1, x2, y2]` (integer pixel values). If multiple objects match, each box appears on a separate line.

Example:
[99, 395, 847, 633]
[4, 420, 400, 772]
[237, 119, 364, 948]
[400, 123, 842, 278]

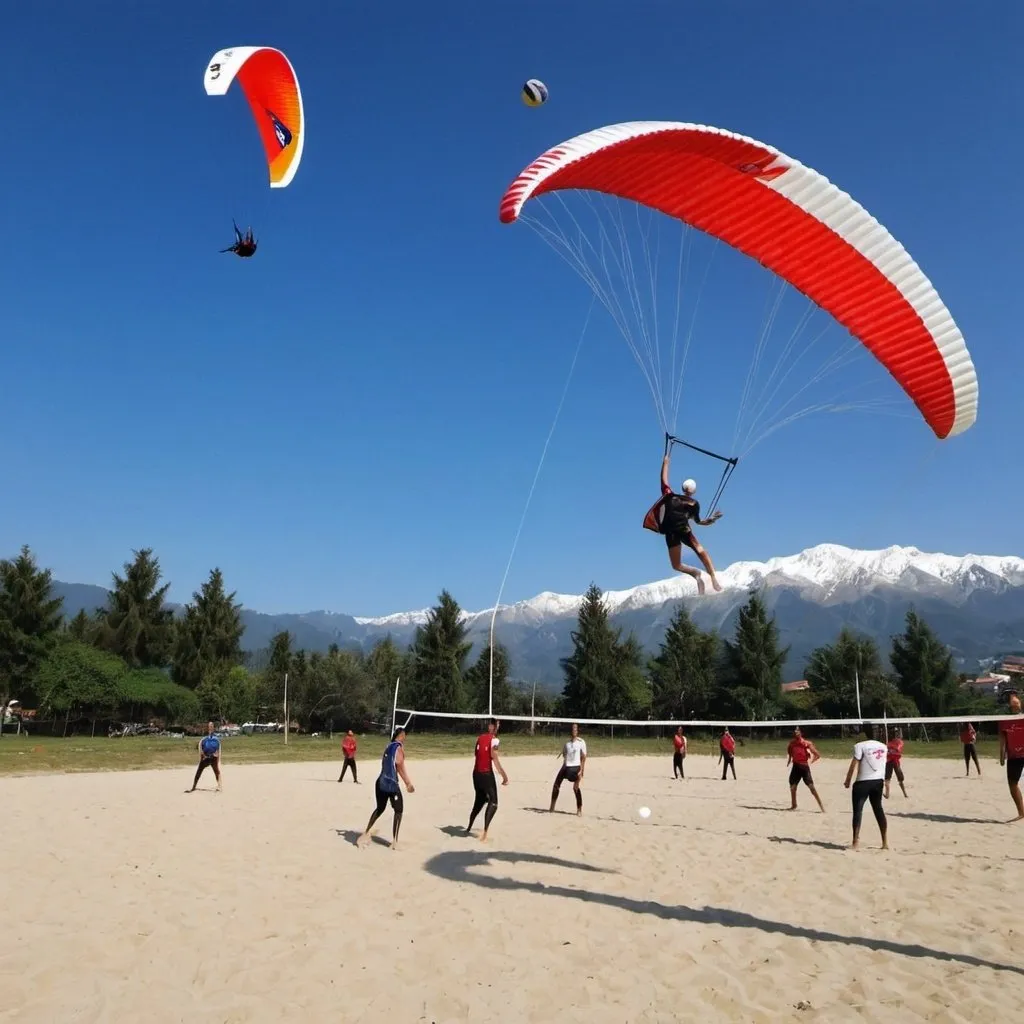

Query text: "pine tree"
[66, 608, 94, 643]
[366, 635, 407, 721]
[258, 630, 294, 717]
[465, 643, 514, 715]
[95, 549, 174, 669]
[0, 546, 65, 717]
[719, 590, 789, 720]
[804, 627, 885, 719]
[890, 609, 961, 717]
[409, 590, 472, 713]
[607, 634, 651, 718]
[649, 605, 719, 720]
[171, 568, 245, 690]
[560, 584, 620, 719]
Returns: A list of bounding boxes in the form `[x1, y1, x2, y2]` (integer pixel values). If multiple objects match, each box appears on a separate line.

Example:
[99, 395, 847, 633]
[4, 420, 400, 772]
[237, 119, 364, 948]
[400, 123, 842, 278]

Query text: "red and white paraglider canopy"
[500, 121, 977, 440]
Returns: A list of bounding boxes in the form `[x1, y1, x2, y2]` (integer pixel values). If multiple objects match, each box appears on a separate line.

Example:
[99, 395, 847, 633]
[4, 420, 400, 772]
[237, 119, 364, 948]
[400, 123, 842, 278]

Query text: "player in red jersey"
[960, 723, 981, 776]
[884, 727, 908, 800]
[786, 727, 825, 812]
[719, 727, 737, 780]
[998, 693, 1024, 822]
[672, 727, 687, 780]
[467, 718, 509, 841]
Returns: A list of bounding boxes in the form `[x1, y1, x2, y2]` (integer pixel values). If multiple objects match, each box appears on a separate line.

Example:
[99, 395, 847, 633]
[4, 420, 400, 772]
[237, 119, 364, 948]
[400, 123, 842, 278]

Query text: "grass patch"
[0, 730, 1003, 777]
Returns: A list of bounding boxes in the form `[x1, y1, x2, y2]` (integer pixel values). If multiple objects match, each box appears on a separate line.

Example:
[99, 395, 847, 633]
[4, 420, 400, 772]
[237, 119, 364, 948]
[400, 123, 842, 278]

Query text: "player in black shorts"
[652, 447, 724, 595]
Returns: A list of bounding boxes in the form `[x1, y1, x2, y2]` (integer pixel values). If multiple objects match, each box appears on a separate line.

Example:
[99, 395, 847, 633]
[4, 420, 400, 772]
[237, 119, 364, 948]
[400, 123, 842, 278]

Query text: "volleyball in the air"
[638, 806, 651, 819]
[522, 79, 549, 107]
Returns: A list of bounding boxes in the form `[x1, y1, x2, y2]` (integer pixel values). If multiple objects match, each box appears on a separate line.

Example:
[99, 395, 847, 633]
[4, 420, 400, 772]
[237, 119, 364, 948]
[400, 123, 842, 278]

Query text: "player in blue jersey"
[188, 721, 222, 792]
[357, 727, 415, 850]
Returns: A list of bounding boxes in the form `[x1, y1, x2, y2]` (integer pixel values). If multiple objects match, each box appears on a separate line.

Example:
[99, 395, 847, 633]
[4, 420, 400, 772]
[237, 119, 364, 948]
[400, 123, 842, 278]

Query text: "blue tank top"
[379, 740, 401, 793]
[200, 735, 220, 756]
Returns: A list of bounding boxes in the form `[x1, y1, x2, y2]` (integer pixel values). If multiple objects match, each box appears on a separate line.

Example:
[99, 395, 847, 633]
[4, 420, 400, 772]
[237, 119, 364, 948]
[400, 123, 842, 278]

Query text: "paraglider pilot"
[658, 447, 723, 595]
[221, 221, 257, 258]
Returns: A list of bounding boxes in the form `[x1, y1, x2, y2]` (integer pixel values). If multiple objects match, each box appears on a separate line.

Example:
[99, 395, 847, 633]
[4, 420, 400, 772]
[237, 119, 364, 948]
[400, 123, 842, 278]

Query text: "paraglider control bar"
[664, 433, 739, 467]
[664, 434, 738, 517]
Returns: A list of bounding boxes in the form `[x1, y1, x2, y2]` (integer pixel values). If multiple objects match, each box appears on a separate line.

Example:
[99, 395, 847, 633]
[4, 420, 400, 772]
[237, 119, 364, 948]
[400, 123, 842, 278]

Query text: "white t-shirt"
[852, 739, 887, 782]
[563, 737, 587, 768]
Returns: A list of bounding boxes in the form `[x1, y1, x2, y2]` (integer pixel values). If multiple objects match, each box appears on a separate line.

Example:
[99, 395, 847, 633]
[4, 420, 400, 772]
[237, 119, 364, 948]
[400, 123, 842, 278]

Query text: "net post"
[390, 676, 401, 737]
[488, 607, 497, 719]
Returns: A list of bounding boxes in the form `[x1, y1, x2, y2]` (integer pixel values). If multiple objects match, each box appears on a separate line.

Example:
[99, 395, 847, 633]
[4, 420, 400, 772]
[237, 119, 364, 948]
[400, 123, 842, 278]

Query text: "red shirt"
[673, 734, 684, 752]
[960, 726, 976, 744]
[474, 733, 498, 773]
[886, 738, 903, 763]
[787, 738, 811, 765]
[1000, 718, 1024, 759]
[342, 736, 356, 757]
[720, 733, 736, 756]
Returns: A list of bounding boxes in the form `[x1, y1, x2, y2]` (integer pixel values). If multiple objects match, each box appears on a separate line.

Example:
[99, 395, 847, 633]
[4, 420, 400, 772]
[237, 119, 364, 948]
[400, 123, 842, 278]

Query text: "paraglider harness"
[642, 434, 738, 535]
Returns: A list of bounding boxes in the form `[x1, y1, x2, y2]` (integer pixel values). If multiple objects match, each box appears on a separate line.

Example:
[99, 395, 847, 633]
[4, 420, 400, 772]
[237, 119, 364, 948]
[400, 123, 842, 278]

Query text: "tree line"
[0, 545, 1000, 738]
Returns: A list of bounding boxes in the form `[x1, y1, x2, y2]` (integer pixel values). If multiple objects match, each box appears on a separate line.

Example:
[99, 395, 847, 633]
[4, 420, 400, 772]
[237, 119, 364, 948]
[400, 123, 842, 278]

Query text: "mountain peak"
[351, 542, 1024, 627]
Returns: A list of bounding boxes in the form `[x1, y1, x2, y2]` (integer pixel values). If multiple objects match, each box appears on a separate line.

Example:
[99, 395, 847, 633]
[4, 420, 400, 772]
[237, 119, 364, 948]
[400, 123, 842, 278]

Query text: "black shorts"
[1008, 758, 1024, 786]
[473, 770, 498, 804]
[885, 761, 904, 782]
[374, 779, 403, 815]
[665, 528, 696, 550]
[789, 763, 813, 787]
[557, 765, 581, 785]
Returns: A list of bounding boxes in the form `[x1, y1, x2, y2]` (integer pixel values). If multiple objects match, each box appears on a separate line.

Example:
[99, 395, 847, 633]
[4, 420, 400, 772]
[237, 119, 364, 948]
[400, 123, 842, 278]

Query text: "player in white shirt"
[550, 723, 587, 816]
[843, 722, 889, 850]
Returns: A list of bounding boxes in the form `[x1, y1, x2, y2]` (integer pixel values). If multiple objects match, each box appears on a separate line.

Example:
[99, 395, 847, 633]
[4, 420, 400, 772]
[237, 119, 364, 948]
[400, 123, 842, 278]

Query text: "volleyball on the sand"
[638, 806, 651, 819]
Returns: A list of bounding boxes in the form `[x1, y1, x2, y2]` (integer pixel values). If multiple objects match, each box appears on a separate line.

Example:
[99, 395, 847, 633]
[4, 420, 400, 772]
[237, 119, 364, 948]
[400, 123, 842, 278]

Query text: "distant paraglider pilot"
[221, 221, 257, 258]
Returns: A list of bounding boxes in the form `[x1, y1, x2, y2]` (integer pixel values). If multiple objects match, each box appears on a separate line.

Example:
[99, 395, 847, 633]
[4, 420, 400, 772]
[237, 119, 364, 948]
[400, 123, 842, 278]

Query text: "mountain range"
[51, 544, 1024, 687]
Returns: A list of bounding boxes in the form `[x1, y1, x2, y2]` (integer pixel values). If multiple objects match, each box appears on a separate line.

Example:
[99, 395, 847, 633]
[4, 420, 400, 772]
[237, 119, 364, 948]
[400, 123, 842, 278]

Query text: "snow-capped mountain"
[53, 544, 1024, 685]
[353, 543, 1024, 629]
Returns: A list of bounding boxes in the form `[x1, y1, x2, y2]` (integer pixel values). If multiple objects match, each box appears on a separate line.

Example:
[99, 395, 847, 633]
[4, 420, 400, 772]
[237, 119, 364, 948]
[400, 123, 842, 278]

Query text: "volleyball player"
[786, 727, 824, 812]
[357, 727, 415, 850]
[550, 723, 587, 816]
[467, 718, 509, 841]
[672, 726, 687, 780]
[998, 692, 1024, 822]
[843, 723, 889, 850]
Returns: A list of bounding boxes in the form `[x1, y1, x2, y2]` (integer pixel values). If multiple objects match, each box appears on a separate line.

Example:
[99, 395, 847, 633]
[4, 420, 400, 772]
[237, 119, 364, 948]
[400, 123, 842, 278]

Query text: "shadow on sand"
[422, 849, 1023, 976]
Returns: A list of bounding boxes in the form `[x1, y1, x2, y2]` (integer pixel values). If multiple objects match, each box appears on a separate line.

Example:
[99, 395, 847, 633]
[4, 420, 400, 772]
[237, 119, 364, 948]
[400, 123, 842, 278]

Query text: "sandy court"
[0, 747, 1020, 1023]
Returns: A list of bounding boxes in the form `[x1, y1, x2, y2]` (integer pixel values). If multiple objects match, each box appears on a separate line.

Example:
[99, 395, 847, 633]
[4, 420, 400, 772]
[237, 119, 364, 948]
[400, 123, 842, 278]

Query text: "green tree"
[366, 635, 406, 718]
[0, 545, 65, 719]
[465, 643, 514, 715]
[65, 608, 96, 643]
[35, 637, 125, 736]
[258, 630, 294, 716]
[719, 590, 788, 720]
[172, 568, 245, 690]
[301, 648, 378, 733]
[560, 584, 626, 719]
[649, 605, 719, 720]
[889, 609, 961, 717]
[804, 628, 886, 719]
[120, 667, 200, 725]
[607, 634, 651, 718]
[408, 591, 472, 713]
[95, 548, 174, 669]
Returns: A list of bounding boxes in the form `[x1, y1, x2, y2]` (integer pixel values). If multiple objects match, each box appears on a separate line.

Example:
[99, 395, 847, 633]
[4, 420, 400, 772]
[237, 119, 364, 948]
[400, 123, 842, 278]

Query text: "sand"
[0, 748, 1020, 1023]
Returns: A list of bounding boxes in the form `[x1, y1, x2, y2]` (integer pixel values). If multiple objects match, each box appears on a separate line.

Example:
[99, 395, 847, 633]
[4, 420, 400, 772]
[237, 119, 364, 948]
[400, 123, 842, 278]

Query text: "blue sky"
[2, 1, 1020, 616]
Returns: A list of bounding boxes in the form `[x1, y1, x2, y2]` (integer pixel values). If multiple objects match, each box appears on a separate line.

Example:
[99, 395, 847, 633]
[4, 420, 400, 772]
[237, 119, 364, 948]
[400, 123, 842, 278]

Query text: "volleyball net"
[391, 706, 1017, 744]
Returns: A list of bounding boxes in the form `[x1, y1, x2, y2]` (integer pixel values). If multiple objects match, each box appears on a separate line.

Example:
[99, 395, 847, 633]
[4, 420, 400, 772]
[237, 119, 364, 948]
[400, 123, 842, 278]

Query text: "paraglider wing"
[204, 46, 304, 188]
[499, 121, 977, 440]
